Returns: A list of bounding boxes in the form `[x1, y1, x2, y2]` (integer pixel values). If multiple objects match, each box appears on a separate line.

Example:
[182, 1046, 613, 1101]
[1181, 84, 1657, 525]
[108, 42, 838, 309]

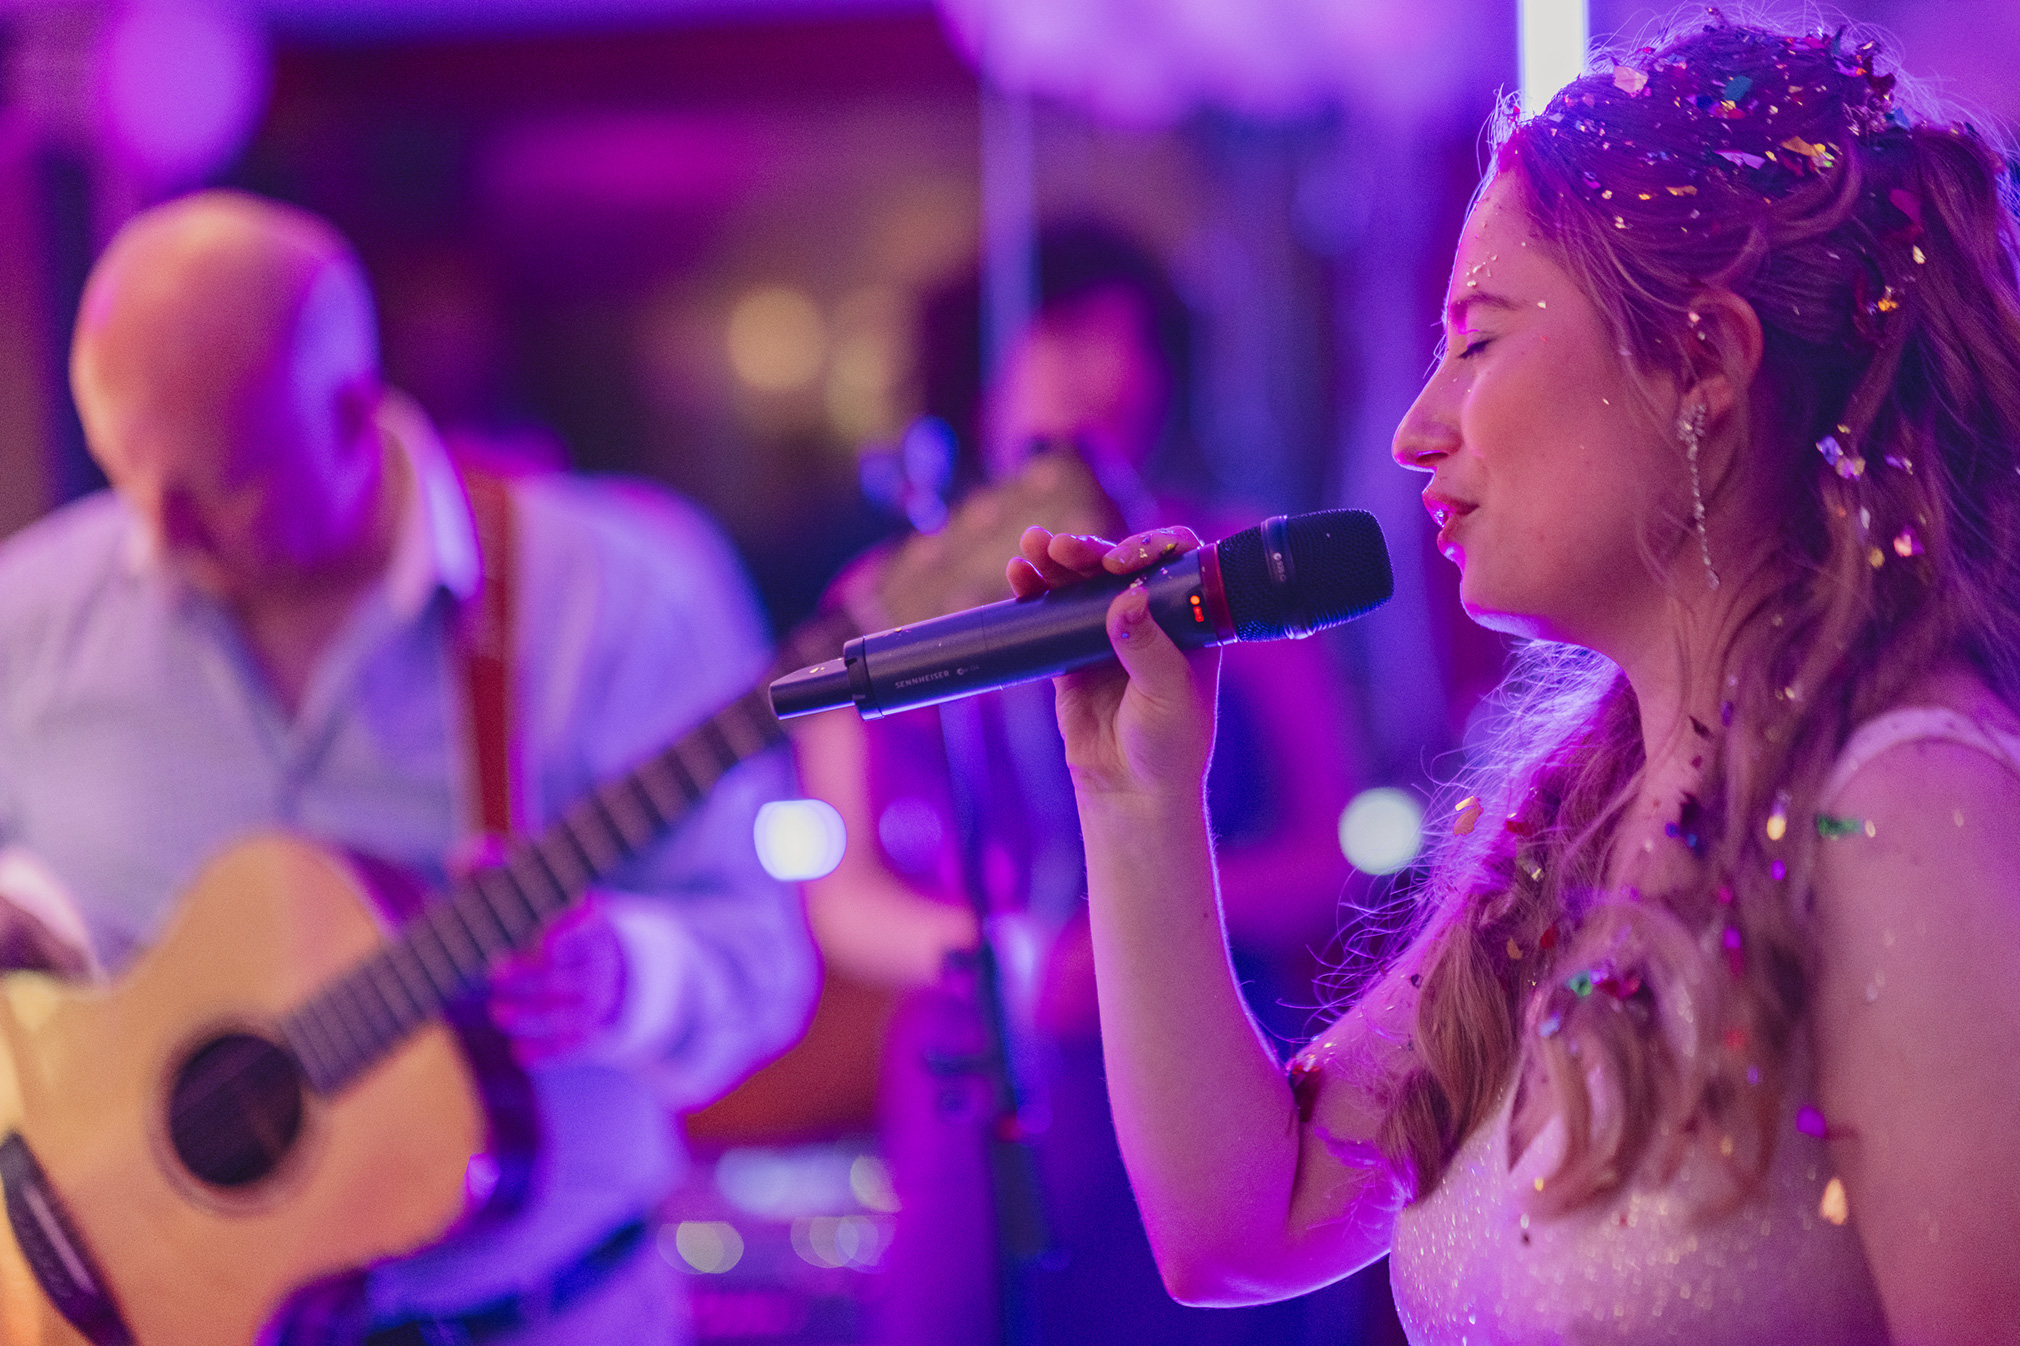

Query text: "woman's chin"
[1458, 586, 1555, 642]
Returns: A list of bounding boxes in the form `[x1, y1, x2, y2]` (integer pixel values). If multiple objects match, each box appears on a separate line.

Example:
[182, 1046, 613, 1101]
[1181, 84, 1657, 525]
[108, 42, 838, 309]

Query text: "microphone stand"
[933, 695, 1051, 1346]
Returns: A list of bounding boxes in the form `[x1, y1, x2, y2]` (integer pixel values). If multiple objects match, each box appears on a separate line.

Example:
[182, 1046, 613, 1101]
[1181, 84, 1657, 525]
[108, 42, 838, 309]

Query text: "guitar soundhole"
[167, 1032, 306, 1189]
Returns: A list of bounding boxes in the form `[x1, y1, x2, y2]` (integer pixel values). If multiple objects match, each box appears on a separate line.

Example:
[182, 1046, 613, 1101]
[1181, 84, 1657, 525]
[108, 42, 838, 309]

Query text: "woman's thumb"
[1106, 582, 1193, 694]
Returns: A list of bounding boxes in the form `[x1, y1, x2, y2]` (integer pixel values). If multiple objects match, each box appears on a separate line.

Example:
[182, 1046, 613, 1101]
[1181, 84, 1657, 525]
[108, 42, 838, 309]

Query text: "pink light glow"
[99, 3, 269, 184]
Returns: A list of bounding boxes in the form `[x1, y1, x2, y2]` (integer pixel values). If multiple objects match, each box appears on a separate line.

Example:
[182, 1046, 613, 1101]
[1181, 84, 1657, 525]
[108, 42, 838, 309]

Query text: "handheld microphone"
[769, 509, 1392, 721]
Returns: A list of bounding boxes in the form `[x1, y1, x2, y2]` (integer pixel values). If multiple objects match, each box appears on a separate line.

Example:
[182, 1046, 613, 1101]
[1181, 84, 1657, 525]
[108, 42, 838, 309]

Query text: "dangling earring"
[1679, 402, 1720, 591]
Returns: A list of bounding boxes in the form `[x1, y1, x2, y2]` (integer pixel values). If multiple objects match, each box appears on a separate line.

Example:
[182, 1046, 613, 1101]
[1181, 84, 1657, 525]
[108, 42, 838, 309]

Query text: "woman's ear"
[1680, 288, 1764, 424]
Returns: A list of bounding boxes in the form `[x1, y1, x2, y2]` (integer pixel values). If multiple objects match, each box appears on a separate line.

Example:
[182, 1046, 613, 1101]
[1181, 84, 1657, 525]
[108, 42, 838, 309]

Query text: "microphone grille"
[1216, 509, 1393, 641]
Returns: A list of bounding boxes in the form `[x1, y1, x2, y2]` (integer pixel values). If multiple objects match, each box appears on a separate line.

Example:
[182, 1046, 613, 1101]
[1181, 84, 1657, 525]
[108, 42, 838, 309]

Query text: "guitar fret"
[563, 800, 626, 880]
[406, 912, 472, 1001]
[473, 868, 541, 946]
[499, 846, 563, 923]
[316, 1011, 371, 1092]
[385, 942, 444, 1019]
[529, 832, 591, 904]
[590, 789, 642, 863]
[307, 990, 369, 1084]
[718, 693, 779, 762]
[697, 718, 740, 778]
[428, 891, 491, 979]
[449, 886, 513, 965]
[663, 739, 710, 800]
[593, 772, 658, 844]
[281, 1012, 337, 1095]
[606, 772, 662, 832]
[669, 737, 721, 799]
[349, 965, 408, 1048]
[305, 1007, 354, 1091]
[635, 756, 693, 827]
[362, 956, 424, 1039]
[331, 977, 395, 1066]
[617, 772, 667, 833]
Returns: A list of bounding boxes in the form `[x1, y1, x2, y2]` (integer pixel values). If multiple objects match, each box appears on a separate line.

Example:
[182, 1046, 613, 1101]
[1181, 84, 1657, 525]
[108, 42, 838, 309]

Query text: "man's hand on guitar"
[487, 895, 629, 1064]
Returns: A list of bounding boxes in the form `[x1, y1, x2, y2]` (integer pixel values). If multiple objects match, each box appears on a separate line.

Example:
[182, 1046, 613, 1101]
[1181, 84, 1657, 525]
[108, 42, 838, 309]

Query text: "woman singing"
[1008, 18, 2020, 1344]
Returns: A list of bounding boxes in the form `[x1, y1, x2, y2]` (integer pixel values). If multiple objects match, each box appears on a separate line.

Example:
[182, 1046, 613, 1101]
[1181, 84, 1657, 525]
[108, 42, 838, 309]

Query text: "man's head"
[919, 219, 1193, 496]
[71, 190, 386, 603]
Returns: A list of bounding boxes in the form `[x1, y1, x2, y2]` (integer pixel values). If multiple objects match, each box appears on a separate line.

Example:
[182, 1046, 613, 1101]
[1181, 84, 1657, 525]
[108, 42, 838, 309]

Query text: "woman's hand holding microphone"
[1006, 525, 1221, 808]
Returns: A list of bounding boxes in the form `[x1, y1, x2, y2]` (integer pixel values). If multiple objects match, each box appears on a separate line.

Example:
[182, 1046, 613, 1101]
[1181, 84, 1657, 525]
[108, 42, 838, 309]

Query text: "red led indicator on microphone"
[1190, 593, 1205, 623]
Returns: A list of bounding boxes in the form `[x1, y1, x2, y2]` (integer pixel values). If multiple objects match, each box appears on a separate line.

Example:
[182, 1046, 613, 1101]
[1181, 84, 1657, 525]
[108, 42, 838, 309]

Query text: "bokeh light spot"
[790, 1214, 889, 1270]
[848, 1154, 901, 1213]
[727, 285, 825, 393]
[664, 1220, 745, 1274]
[1339, 787, 1424, 875]
[100, 3, 269, 184]
[754, 800, 846, 881]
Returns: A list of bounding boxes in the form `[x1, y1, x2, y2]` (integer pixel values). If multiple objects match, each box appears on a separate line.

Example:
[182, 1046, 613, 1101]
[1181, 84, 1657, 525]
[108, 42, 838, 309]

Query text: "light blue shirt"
[0, 400, 816, 1314]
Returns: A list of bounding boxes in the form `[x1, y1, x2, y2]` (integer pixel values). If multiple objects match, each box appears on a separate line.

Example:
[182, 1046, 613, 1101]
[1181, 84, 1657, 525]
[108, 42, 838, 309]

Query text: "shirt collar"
[377, 389, 481, 620]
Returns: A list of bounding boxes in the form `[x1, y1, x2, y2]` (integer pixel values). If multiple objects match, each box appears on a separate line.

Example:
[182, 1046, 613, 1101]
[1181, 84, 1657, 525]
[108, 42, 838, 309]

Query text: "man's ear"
[332, 372, 383, 454]
[1681, 288, 1764, 424]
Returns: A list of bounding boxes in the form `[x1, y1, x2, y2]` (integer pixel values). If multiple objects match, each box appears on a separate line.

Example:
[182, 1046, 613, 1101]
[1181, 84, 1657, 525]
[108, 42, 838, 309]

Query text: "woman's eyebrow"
[1445, 291, 1525, 330]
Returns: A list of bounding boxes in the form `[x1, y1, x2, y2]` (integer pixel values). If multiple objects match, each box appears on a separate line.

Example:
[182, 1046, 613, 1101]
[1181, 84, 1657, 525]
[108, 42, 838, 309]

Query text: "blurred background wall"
[3, 0, 2013, 760]
[0, 0, 2012, 1338]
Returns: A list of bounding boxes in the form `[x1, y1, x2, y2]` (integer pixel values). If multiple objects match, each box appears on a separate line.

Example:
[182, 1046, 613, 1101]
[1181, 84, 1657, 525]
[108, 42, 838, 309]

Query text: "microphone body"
[771, 510, 1391, 721]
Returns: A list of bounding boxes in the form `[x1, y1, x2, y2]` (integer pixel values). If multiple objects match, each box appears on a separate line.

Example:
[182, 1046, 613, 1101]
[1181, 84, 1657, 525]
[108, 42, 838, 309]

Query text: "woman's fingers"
[1015, 525, 1114, 593]
[1009, 523, 1203, 603]
[1046, 530, 1113, 575]
[1007, 554, 1048, 598]
[1106, 582, 1195, 699]
[1104, 526, 1203, 575]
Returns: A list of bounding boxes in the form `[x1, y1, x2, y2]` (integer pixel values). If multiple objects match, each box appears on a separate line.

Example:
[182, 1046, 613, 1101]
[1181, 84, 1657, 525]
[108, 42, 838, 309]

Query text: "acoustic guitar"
[0, 449, 1116, 1345]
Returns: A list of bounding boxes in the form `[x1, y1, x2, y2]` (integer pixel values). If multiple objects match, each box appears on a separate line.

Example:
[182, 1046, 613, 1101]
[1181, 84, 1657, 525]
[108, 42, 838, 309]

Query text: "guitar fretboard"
[276, 684, 789, 1095]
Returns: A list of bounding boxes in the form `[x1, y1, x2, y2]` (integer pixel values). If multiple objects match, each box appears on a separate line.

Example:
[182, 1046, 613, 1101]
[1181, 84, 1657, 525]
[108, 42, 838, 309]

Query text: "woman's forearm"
[1079, 785, 1387, 1303]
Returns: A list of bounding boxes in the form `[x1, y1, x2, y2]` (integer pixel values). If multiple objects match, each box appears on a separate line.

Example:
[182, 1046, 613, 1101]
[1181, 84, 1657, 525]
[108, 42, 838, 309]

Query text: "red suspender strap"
[458, 466, 522, 844]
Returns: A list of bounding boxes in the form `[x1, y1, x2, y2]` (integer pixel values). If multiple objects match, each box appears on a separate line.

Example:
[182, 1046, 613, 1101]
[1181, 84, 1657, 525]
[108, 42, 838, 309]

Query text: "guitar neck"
[278, 680, 794, 1096]
[269, 462, 1095, 1097]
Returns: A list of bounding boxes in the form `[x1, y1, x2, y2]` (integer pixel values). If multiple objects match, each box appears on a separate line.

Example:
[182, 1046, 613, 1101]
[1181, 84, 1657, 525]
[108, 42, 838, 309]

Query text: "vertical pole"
[979, 82, 1035, 388]
[1520, 0, 1589, 115]
[1331, 110, 1450, 781]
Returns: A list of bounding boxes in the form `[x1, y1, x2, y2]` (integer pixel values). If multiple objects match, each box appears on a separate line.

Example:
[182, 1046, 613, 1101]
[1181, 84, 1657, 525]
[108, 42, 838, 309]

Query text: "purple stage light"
[98, 2, 269, 185]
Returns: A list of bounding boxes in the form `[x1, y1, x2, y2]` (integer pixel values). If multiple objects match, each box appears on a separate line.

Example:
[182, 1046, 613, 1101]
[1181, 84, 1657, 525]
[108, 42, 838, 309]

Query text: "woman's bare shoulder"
[1893, 663, 2020, 738]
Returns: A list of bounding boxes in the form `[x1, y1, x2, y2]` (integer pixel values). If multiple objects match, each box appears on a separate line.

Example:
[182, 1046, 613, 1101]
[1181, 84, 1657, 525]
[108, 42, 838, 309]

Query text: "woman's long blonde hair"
[1371, 16, 2020, 1210]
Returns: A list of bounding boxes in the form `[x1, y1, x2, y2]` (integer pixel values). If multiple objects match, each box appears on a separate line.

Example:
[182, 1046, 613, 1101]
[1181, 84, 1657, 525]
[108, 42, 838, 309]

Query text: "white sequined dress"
[1389, 706, 2020, 1344]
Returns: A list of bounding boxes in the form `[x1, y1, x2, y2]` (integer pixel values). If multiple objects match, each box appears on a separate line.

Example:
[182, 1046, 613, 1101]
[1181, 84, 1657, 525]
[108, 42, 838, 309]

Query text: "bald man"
[0, 191, 814, 1342]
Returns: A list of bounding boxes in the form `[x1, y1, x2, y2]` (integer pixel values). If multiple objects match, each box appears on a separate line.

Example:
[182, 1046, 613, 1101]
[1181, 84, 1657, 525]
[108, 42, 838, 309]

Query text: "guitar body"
[0, 835, 488, 1345]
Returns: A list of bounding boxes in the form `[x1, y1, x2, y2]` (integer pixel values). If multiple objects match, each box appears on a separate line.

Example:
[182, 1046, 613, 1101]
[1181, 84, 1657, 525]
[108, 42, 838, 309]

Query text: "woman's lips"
[1425, 496, 1476, 558]
[1437, 512, 1468, 558]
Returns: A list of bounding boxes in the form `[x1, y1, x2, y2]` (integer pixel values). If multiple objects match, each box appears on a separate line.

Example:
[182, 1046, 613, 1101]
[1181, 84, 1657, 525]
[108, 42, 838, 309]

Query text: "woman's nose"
[1392, 374, 1459, 471]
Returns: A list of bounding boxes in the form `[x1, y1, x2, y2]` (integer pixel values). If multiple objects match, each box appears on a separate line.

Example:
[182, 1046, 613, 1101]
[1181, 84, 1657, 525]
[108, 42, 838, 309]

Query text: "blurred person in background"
[1008, 19, 2020, 1344]
[794, 220, 1389, 1344]
[0, 190, 815, 1344]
